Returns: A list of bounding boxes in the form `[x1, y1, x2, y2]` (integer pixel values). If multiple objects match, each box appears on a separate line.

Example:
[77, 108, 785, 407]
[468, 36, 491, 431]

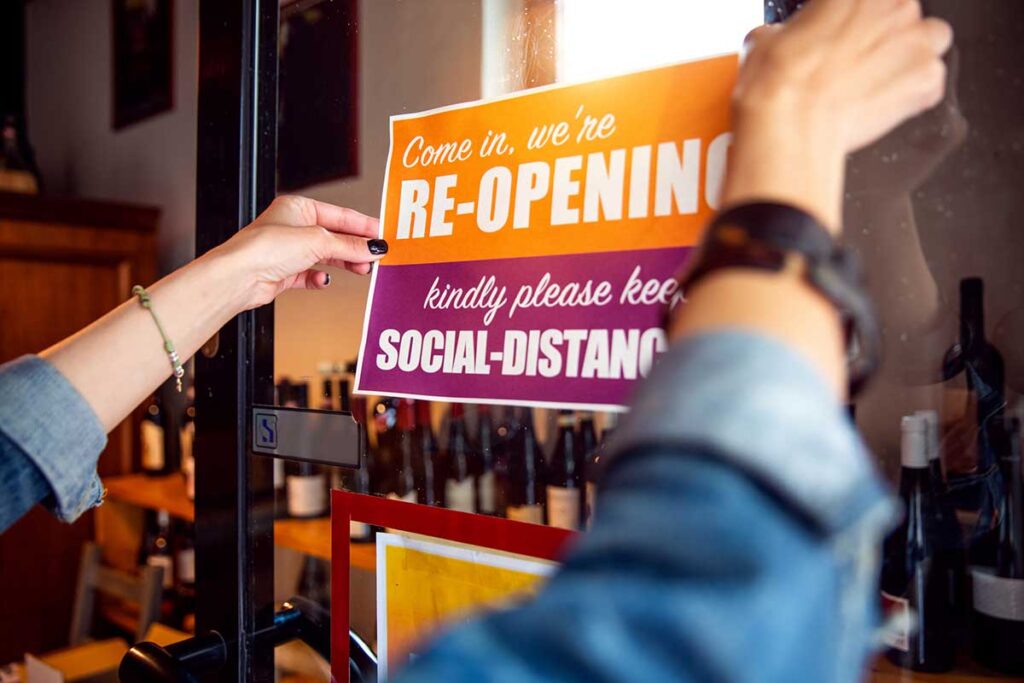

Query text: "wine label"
[880, 591, 911, 653]
[585, 481, 597, 528]
[546, 485, 580, 530]
[176, 548, 196, 584]
[147, 555, 174, 589]
[479, 471, 497, 514]
[507, 504, 543, 525]
[287, 474, 327, 517]
[971, 567, 1024, 622]
[141, 421, 165, 471]
[446, 477, 476, 513]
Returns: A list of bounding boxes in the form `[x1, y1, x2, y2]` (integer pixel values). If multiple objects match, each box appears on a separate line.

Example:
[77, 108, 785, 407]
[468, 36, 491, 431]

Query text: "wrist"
[724, 107, 847, 233]
[190, 248, 255, 318]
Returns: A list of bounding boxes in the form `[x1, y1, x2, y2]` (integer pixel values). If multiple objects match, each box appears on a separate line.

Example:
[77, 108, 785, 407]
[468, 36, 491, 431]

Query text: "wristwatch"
[673, 202, 880, 396]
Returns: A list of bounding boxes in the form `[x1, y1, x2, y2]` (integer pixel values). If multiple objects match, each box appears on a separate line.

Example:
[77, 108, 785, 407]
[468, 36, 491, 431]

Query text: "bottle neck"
[960, 278, 986, 345]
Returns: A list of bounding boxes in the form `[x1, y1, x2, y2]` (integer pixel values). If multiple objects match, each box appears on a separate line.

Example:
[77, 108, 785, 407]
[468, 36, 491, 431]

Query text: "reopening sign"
[356, 55, 737, 409]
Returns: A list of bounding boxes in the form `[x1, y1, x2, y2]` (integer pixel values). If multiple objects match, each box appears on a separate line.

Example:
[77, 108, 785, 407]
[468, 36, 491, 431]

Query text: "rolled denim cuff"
[0, 355, 107, 522]
[611, 330, 896, 535]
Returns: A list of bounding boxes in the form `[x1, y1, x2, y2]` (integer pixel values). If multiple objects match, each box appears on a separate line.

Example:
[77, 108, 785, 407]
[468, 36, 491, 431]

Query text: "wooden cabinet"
[0, 191, 158, 662]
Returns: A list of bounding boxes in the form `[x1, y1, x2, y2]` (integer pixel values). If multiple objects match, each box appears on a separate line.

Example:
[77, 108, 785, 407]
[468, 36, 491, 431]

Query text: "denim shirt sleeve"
[0, 355, 106, 531]
[396, 331, 897, 683]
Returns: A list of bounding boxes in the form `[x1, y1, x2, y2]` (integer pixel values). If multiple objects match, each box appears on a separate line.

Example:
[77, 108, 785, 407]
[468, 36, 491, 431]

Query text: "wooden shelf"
[102, 474, 376, 571]
[104, 473, 194, 521]
[869, 656, 1011, 682]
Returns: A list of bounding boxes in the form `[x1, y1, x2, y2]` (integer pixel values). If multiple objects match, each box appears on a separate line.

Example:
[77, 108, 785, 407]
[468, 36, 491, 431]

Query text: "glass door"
[178, 2, 1024, 682]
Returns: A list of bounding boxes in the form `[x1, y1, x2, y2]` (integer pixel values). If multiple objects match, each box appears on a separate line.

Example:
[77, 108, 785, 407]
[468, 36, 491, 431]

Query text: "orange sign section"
[379, 55, 738, 266]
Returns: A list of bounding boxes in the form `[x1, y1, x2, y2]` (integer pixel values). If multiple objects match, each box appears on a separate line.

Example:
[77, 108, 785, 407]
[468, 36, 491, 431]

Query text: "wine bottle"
[916, 410, 944, 487]
[585, 413, 617, 528]
[916, 409, 967, 629]
[444, 404, 476, 513]
[577, 411, 598, 525]
[174, 521, 196, 628]
[577, 412, 598, 463]
[414, 401, 443, 506]
[145, 509, 175, 592]
[972, 415, 1024, 674]
[880, 414, 956, 673]
[285, 382, 327, 518]
[492, 408, 519, 518]
[0, 114, 41, 194]
[943, 277, 1007, 472]
[319, 375, 334, 411]
[389, 399, 417, 504]
[371, 401, 396, 497]
[476, 405, 498, 515]
[505, 408, 546, 524]
[546, 411, 582, 530]
[141, 393, 168, 476]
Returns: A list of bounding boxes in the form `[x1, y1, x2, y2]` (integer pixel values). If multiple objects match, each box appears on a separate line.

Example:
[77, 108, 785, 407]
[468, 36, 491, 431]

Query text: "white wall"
[274, 0, 484, 382]
[26, 0, 199, 273]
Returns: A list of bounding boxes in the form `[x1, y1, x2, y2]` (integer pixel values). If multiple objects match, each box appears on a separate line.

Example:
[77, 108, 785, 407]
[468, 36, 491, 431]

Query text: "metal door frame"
[194, 1, 278, 681]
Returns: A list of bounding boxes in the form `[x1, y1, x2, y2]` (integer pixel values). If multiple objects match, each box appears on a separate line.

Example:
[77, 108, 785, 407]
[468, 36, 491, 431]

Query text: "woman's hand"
[722, 0, 953, 230]
[204, 194, 387, 311]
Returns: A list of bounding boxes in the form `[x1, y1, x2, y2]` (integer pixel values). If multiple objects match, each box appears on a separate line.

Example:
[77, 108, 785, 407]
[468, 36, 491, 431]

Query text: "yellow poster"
[376, 533, 556, 680]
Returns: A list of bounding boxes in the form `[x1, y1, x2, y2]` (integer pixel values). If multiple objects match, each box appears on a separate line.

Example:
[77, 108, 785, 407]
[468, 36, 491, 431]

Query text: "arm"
[399, 1, 950, 681]
[673, 0, 951, 394]
[0, 196, 384, 530]
[41, 195, 383, 432]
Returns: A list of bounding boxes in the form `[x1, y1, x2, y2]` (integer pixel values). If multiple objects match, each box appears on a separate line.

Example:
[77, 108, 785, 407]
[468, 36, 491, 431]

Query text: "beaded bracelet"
[131, 285, 184, 392]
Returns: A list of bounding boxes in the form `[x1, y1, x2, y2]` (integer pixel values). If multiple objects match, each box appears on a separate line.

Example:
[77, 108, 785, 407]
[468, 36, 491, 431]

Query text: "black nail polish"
[368, 239, 389, 255]
[323, 272, 331, 286]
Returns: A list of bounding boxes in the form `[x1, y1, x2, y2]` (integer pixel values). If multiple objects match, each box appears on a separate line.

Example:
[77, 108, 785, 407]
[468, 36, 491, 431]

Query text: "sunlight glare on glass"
[557, 0, 763, 83]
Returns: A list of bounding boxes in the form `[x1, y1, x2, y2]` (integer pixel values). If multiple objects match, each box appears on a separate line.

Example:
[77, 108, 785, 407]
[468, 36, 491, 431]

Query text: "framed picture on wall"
[112, 0, 174, 130]
[277, 0, 359, 191]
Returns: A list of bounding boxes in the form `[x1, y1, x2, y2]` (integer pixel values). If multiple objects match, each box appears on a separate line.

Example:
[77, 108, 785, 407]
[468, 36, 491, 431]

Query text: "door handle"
[118, 631, 226, 683]
[119, 597, 377, 682]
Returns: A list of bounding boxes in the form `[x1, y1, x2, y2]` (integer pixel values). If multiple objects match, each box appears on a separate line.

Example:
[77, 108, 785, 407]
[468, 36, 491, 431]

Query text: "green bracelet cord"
[132, 285, 185, 392]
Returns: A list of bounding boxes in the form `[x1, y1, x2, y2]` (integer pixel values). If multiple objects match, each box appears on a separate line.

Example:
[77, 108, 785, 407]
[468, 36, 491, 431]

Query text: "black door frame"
[194, 0, 277, 681]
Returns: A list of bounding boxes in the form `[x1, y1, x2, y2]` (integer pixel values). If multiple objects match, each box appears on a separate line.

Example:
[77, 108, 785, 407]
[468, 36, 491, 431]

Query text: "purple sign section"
[358, 247, 694, 409]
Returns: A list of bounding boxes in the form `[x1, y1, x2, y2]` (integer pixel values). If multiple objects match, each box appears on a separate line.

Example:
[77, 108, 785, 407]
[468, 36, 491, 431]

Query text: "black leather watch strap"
[673, 202, 880, 396]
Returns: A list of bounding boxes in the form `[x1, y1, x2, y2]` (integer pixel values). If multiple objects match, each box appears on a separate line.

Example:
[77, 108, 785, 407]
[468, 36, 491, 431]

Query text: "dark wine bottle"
[444, 404, 476, 513]
[285, 382, 327, 518]
[505, 408, 546, 524]
[141, 393, 168, 476]
[585, 414, 617, 528]
[943, 277, 1007, 472]
[880, 414, 956, 673]
[174, 521, 196, 628]
[0, 114, 41, 193]
[476, 405, 498, 515]
[972, 415, 1024, 674]
[414, 401, 443, 506]
[145, 509, 175, 593]
[577, 411, 599, 525]
[547, 411, 582, 529]
[492, 408, 520, 518]
[390, 399, 417, 504]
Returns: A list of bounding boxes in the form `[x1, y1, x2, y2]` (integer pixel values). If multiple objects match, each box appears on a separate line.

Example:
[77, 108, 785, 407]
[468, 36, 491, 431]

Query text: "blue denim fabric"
[397, 332, 896, 683]
[0, 355, 106, 532]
